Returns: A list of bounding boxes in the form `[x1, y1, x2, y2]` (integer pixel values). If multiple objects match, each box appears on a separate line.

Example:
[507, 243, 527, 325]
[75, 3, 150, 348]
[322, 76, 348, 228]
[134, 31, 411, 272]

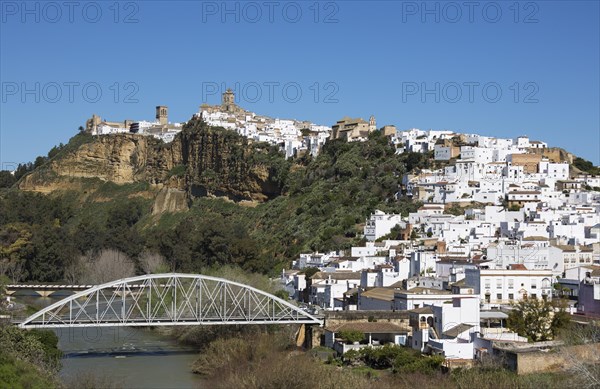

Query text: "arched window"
[541, 278, 551, 289]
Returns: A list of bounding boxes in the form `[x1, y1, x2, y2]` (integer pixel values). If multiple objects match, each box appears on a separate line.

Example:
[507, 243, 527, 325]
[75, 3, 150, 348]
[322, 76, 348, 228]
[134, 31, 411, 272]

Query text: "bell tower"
[156, 106, 168, 125]
[221, 88, 235, 113]
[369, 115, 376, 132]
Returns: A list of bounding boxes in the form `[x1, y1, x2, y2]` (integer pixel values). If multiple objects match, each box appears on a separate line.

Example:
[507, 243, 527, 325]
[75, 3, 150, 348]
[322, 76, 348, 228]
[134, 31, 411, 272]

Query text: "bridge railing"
[17, 273, 323, 329]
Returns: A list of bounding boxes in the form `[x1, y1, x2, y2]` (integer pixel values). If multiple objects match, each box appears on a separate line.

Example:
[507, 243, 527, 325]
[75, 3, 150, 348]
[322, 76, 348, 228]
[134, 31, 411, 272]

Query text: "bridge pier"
[296, 323, 323, 349]
[35, 290, 54, 298]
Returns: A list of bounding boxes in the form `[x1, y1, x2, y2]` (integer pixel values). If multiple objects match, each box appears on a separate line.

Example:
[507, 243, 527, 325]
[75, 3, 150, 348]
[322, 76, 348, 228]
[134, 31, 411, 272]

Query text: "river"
[16, 295, 205, 389]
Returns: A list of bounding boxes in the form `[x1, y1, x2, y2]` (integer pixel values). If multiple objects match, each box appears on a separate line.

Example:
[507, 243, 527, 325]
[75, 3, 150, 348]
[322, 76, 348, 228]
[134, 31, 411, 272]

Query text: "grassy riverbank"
[189, 330, 586, 389]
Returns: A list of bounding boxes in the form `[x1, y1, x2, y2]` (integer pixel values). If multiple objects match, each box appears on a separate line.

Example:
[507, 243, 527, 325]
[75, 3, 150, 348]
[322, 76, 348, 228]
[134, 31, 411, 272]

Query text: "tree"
[24, 224, 73, 282]
[338, 330, 364, 344]
[303, 267, 320, 279]
[410, 230, 419, 240]
[0, 171, 16, 189]
[507, 298, 569, 342]
[139, 251, 168, 274]
[0, 275, 8, 314]
[79, 249, 136, 284]
[573, 157, 600, 175]
[557, 322, 600, 388]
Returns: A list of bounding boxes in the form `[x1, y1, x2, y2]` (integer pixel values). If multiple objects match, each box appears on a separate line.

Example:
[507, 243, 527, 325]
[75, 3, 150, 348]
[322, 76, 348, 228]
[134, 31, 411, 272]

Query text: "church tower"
[369, 115, 376, 133]
[221, 88, 236, 113]
[156, 106, 168, 125]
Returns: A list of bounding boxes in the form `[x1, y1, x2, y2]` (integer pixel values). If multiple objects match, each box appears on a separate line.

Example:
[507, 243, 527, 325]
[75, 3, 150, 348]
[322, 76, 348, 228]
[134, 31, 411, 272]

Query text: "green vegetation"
[11, 132, 95, 183]
[445, 203, 464, 216]
[0, 324, 62, 388]
[573, 157, 600, 176]
[338, 330, 365, 344]
[343, 344, 443, 373]
[507, 298, 570, 342]
[167, 164, 186, 178]
[0, 172, 16, 189]
[1, 128, 425, 282]
[188, 327, 582, 389]
[376, 224, 411, 241]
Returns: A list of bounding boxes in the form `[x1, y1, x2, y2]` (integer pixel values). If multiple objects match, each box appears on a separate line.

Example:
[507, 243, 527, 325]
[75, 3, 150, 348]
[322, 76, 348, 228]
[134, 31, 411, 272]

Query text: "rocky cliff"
[19, 117, 288, 208]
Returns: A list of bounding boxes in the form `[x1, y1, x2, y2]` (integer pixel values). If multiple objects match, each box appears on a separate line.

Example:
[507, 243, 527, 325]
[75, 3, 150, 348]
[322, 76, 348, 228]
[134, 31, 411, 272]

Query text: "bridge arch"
[18, 273, 321, 329]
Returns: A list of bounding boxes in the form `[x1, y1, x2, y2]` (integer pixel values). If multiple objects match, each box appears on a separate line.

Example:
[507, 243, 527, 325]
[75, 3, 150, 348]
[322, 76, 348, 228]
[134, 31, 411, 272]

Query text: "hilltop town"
[5, 89, 600, 377]
[85, 89, 332, 158]
[278, 119, 599, 369]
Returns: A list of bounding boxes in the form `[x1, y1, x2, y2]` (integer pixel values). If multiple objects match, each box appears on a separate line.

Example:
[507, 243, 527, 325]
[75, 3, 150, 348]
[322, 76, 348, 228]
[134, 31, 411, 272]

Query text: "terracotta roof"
[389, 280, 405, 288]
[588, 266, 600, 277]
[443, 323, 475, 338]
[436, 258, 481, 264]
[311, 271, 361, 280]
[509, 191, 541, 195]
[452, 279, 467, 287]
[361, 288, 396, 301]
[409, 306, 434, 314]
[330, 257, 360, 263]
[400, 287, 451, 295]
[510, 264, 527, 270]
[344, 287, 360, 296]
[326, 322, 407, 334]
[553, 245, 576, 252]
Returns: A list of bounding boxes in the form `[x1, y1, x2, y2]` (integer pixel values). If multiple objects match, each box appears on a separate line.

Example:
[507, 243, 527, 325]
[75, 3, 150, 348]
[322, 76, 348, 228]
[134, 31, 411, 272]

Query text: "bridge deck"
[14, 273, 324, 329]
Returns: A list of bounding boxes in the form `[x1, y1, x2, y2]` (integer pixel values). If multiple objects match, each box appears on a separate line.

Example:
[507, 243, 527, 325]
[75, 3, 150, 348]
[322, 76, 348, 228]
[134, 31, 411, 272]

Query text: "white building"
[409, 295, 480, 360]
[465, 266, 553, 307]
[309, 272, 361, 310]
[364, 210, 405, 241]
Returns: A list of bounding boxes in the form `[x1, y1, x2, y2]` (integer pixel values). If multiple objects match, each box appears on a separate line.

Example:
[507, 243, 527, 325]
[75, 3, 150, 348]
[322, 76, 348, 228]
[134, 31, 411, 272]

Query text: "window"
[531, 294, 537, 299]
[531, 281, 537, 289]
[508, 293, 514, 300]
[496, 280, 502, 289]
[496, 293, 502, 301]
[508, 279, 514, 289]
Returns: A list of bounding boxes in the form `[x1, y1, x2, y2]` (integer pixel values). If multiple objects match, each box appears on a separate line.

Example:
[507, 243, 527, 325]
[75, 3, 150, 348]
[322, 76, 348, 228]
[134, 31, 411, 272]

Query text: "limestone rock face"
[180, 122, 282, 202]
[19, 118, 286, 209]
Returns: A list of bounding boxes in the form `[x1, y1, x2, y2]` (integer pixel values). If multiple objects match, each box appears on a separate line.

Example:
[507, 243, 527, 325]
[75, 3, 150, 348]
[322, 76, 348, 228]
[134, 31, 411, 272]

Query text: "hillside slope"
[2, 124, 427, 281]
[19, 117, 288, 204]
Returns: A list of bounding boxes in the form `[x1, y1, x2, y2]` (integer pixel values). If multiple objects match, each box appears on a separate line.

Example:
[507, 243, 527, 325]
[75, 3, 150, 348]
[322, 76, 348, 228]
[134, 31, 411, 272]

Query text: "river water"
[16, 296, 205, 389]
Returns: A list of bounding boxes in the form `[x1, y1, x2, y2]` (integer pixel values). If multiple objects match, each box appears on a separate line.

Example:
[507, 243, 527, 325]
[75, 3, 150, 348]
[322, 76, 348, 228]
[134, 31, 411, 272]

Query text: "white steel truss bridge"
[17, 273, 322, 329]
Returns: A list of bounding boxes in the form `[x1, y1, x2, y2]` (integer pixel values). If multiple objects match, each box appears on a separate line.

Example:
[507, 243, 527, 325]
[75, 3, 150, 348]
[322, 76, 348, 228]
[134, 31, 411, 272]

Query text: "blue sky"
[1, 0, 599, 168]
